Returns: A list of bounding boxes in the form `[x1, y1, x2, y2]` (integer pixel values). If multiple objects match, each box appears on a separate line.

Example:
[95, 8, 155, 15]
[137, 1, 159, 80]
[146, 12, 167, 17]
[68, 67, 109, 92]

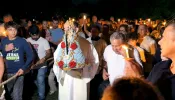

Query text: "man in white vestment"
[53, 20, 99, 100]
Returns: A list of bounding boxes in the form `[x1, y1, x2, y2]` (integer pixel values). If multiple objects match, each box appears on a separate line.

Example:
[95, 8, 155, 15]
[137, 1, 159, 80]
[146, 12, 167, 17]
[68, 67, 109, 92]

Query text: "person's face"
[128, 39, 137, 47]
[64, 21, 76, 34]
[64, 21, 69, 31]
[102, 26, 109, 33]
[110, 17, 114, 21]
[6, 27, 17, 38]
[158, 26, 175, 58]
[91, 28, 99, 37]
[92, 16, 97, 23]
[3, 16, 13, 23]
[119, 27, 126, 32]
[79, 18, 83, 25]
[138, 25, 147, 38]
[52, 20, 59, 29]
[111, 39, 123, 54]
[28, 21, 32, 27]
[87, 18, 90, 23]
[31, 34, 40, 41]
[154, 32, 160, 39]
[42, 21, 48, 29]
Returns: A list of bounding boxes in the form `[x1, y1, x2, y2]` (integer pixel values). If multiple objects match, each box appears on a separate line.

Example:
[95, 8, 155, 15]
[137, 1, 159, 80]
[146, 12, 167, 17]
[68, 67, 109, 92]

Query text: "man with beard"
[27, 25, 51, 100]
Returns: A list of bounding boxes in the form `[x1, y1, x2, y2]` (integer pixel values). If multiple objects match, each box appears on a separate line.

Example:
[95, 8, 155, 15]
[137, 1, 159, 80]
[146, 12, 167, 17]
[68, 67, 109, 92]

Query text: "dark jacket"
[147, 59, 175, 100]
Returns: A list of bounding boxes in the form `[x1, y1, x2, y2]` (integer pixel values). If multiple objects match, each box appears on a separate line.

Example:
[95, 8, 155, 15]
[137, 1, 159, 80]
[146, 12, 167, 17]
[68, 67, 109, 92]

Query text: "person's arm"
[21, 40, 34, 71]
[119, 46, 143, 77]
[83, 20, 92, 37]
[133, 48, 143, 68]
[102, 60, 109, 80]
[39, 40, 51, 64]
[124, 59, 144, 78]
[102, 47, 109, 80]
[0, 54, 4, 82]
[1, 38, 8, 57]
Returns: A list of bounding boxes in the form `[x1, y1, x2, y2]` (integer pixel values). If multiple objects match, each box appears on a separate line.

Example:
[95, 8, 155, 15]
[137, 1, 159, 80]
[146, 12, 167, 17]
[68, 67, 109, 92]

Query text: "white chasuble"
[53, 36, 99, 100]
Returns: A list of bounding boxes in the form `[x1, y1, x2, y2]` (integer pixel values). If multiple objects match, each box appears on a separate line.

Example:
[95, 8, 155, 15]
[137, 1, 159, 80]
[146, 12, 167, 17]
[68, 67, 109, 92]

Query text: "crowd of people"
[0, 13, 174, 100]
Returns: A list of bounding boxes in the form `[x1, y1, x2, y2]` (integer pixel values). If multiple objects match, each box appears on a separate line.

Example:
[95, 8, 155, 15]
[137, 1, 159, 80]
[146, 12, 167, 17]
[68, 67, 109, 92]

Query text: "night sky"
[1, 0, 174, 21]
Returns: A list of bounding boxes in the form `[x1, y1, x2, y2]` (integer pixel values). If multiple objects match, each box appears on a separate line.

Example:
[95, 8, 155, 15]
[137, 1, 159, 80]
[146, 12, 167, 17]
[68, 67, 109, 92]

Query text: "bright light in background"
[49, 26, 53, 29]
[83, 15, 86, 19]
[72, 18, 75, 21]
[162, 22, 166, 26]
[118, 19, 120, 22]
[1, 31, 7, 37]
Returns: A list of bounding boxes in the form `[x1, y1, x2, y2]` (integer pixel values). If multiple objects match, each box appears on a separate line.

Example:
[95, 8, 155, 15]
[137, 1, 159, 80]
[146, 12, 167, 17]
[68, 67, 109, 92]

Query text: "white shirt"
[78, 32, 86, 39]
[104, 45, 142, 84]
[140, 36, 156, 55]
[0, 52, 3, 57]
[27, 37, 50, 59]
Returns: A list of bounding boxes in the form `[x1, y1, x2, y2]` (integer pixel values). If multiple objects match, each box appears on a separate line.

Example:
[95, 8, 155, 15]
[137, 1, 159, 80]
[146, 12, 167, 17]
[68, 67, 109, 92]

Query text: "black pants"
[98, 80, 110, 100]
[90, 74, 103, 100]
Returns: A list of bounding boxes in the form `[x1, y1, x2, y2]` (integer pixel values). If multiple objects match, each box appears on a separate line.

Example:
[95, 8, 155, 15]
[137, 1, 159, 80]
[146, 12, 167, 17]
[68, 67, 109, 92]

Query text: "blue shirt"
[49, 28, 64, 43]
[1, 37, 34, 74]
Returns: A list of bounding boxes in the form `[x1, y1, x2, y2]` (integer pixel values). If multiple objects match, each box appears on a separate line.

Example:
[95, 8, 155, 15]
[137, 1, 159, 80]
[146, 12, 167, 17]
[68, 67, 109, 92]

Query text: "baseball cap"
[28, 25, 39, 36]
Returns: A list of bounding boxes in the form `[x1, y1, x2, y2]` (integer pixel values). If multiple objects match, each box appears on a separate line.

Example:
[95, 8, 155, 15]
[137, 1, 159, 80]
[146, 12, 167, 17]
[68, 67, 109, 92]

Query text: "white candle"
[122, 45, 129, 58]
[83, 15, 86, 19]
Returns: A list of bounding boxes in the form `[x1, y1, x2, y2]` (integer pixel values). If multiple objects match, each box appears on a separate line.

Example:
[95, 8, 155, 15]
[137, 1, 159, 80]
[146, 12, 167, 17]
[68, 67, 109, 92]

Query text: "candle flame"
[83, 15, 86, 19]
[2, 31, 7, 36]
[163, 22, 166, 26]
[72, 18, 75, 22]
[122, 45, 130, 58]
[118, 19, 120, 22]
[49, 26, 53, 29]
[122, 45, 128, 50]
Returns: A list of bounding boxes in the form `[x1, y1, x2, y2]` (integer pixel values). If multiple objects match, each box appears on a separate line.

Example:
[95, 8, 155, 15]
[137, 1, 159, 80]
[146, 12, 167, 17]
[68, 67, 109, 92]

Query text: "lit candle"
[72, 18, 75, 22]
[122, 45, 129, 58]
[148, 18, 151, 22]
[2, 31, 7, 36]
[118, 19, 120, 22]
[49, 26, 53, 29]
[83, 15, 86, 20]
[163, 22, 166, 26]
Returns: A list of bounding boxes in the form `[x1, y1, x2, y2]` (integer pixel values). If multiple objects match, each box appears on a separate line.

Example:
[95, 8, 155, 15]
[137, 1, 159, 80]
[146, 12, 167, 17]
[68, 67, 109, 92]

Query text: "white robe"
[53, 37, 99, 100]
